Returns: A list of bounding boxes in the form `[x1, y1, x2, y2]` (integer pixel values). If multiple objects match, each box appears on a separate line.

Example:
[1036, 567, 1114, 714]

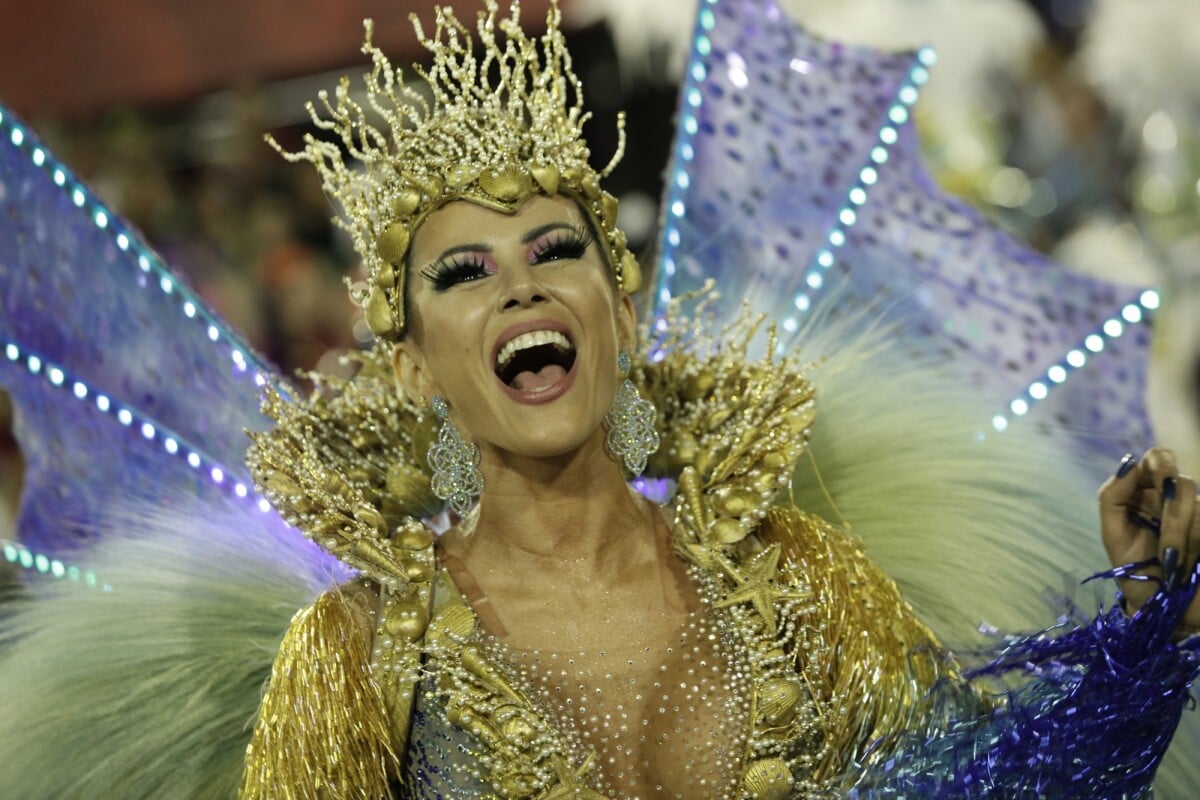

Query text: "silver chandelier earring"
[428, 395, 483, 516]
[605, 351, 660, 476]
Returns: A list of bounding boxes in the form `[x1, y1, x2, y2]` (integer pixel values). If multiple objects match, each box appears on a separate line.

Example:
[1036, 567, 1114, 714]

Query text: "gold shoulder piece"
[247, 347, 443, 581]
[640, 296, 816, 549]
[758, 506, 970, 782]
[240, 588, 399, 799]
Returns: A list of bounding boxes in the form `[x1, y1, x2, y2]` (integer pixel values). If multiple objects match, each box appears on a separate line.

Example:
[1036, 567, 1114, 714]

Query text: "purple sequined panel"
[655, 0, 1152, 457]
[0, 107, 282, 556]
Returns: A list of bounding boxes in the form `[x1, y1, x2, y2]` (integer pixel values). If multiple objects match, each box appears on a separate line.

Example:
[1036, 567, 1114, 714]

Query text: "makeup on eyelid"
[527, 224, 593, 264]
[420, 223, 594, 291]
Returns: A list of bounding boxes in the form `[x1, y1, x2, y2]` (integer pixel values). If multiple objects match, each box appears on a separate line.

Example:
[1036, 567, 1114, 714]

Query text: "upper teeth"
[497, 330, 571, 369]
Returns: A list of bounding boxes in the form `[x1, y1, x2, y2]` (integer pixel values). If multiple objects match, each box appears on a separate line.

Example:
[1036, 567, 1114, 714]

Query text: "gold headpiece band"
[270, 0, 641, 341]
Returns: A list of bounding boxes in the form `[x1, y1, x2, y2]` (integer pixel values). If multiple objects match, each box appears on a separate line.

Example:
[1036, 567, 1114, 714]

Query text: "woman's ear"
[391, 341, 433, 406]
[616, 292, 638, 354]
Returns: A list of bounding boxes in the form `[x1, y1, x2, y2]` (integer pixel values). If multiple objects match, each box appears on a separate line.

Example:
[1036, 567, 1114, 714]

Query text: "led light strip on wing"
[2, 337, 273, 513]
[0, 106, 281, 397]
[778, 47, 935, 336]
[2, 537, 107, 589]
[991, 290, 1159, 432]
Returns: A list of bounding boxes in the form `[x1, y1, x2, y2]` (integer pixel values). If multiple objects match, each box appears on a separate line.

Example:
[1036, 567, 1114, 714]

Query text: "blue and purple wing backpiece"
[653, 0, 1154, 460]
[0, 104, 290, 559]
[0, 104, 350, 797]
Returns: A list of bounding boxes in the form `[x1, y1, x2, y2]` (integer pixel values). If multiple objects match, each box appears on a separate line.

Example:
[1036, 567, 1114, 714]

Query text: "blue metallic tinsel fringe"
[853, 566, 1199, 798]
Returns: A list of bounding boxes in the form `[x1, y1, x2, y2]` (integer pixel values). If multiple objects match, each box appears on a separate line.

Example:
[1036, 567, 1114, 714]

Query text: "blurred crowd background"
[2, 0, 1198, 586]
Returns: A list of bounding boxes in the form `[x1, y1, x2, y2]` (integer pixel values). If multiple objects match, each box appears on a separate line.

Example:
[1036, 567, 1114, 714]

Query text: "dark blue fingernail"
[1163, 477, 1177, 502]
[1167, 565, 1184, 592]
[1116, 454, 1137, 478]
[1161, 546, 1179, 582]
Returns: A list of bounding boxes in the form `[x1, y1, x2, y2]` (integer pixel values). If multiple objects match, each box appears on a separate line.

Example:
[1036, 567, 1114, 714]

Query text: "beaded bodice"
[404, 559, 756, 799]
[490, 605, 750, 799]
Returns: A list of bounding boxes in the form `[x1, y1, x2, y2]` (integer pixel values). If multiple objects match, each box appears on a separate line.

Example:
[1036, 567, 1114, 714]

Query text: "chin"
[490, 417, 608, 463]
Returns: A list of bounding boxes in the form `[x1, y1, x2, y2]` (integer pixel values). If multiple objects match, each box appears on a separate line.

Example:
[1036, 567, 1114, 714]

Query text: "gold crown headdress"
[271, 0, 641, 341]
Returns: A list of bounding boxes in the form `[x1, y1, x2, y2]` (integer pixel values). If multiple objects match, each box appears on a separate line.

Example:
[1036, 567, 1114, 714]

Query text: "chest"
[408, 602, 753, 799]
[388, 536, 826, 799]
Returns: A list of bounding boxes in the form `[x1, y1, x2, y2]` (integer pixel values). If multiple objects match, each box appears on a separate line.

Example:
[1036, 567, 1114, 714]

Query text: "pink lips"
[491, 319, 578, 405]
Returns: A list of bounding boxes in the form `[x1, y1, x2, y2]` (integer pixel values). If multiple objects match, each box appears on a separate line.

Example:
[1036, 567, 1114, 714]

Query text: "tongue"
[511, 364, 567, 392]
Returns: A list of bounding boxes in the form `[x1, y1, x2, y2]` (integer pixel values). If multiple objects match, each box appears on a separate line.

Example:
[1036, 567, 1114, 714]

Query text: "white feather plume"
[788, 299, 1199, 797]
[0, 499, 337, 799]
[788, 304, 1105, 641]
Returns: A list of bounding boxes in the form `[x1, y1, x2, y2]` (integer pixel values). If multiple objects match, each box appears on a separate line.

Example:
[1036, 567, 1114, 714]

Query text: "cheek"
[420, 298, 497, 390]
[583, 290, 625, 349]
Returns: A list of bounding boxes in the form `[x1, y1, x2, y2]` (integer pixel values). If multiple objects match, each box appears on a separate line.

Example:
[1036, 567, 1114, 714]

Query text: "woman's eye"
[529, 226, 594, 264]
[421, 256, 492, 291]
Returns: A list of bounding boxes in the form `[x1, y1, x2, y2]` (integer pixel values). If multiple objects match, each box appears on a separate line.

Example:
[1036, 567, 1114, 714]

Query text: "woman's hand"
[1099, 447, 1200, 637]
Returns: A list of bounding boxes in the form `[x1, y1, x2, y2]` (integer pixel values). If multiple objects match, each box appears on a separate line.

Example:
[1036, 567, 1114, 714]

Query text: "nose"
[496, 261, 549, 312]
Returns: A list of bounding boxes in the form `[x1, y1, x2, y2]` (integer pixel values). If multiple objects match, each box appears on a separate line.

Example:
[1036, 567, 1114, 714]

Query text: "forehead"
[411, 194, 588, 261]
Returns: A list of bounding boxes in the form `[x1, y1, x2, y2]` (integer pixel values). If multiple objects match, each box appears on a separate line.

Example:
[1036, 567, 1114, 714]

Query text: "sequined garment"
[247, 513, 946, 800]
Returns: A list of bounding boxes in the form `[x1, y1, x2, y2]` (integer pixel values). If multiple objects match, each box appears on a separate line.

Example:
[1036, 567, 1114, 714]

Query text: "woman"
[0, 1, 1195, 797]
[237, 3, 1199, 797]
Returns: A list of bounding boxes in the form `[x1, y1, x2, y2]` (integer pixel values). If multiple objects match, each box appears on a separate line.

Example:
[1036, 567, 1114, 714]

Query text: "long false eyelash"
[420, 252, 492, 291]
[529, 224, 595, 263]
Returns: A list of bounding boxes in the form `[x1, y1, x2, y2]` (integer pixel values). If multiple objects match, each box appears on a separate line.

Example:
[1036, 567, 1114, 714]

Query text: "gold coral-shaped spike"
[639, 292, 816, 550]
[247, 345, 442, 580]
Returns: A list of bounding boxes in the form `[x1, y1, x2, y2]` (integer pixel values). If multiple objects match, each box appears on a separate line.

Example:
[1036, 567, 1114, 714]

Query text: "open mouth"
[495, 330, 577, 392]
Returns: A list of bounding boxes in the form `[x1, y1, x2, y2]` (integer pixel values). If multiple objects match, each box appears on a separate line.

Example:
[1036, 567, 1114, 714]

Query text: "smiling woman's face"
[394, 193, 636, 463]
